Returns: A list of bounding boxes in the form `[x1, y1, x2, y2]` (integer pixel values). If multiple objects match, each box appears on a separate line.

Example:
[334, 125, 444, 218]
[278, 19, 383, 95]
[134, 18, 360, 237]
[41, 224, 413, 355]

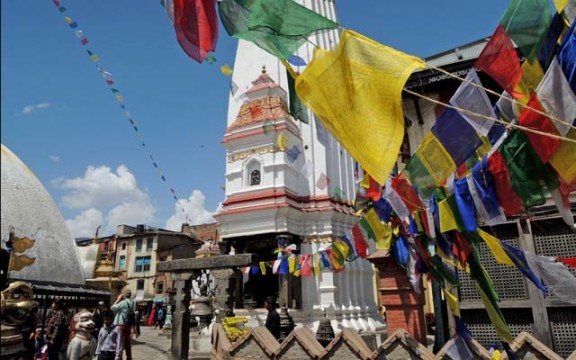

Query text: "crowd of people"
[22, 287, 169, 360]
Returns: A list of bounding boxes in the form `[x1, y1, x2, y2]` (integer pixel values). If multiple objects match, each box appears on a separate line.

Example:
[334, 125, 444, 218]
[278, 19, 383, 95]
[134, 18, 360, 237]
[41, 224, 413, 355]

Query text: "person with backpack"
[111, 288, 135, 360]
[44, 299, 69, 360]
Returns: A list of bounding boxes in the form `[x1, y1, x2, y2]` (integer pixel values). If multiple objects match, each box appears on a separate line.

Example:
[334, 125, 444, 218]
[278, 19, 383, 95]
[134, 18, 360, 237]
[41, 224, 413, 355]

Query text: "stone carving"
[228, 146, 276, 163]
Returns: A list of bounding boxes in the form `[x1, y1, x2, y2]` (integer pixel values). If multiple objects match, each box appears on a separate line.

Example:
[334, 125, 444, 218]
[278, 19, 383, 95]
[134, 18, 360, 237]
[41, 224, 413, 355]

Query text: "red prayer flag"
[351, 224, 369, 258]
[80, 37, 88, 45]
[557, 257, 576, 268]
[453, 232, 472, 269]
[365, 174, 382, 202]
[475, 25, 523, 99]
[391, 173, 421, 213]
[518, 94, 560, 163]
[173, 0, 218, 63]
[487, 151, 525, 216]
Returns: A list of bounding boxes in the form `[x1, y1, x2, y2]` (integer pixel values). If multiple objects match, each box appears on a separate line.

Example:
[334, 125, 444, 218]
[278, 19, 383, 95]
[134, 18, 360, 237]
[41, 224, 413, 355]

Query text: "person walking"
[95, 310, 123, 360]
[44, 299, 69, 360]
[111, 288, 135, 360]
[264, 296, 280, 340]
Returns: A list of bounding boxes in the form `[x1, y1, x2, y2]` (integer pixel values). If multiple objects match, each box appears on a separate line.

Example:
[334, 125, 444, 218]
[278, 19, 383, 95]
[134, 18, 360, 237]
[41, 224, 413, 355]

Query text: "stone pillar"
[170, 273, 192, 360]
[212, 268, 237, 320]
[367, 250, 427, 345]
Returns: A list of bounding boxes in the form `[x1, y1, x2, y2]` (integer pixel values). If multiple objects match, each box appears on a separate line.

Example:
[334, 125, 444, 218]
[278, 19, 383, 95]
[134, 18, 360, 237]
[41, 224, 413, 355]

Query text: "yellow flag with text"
[296, 30, 426, 184]
[477, 229, 514, 266]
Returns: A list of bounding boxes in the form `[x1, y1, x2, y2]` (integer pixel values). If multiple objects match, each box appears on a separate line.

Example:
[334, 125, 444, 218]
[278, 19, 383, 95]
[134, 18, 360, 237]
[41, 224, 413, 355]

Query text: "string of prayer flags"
[172, 0, 219, 63]
[500, 0, 552, 62]
[449, 70, 497, 136]
[52, 0, 193, 225]
[475, 25, 523, 99]
[296, 29, 426, 185]
[220, 64, 234, 76]
[217, 0, 338, 60]
[500, 241, 547, 291]
[548, 128, 576, 183]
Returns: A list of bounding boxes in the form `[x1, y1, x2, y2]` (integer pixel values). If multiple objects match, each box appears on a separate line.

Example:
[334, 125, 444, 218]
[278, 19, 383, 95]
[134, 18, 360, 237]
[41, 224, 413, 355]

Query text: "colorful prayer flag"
[518, 94, 560, 163]
[220, 64, 234, 76]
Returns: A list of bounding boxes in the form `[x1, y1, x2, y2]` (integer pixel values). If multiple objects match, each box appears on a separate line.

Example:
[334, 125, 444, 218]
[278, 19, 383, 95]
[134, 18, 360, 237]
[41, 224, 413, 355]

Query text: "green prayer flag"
[218, 0, 338, 60]
[499, 130, 559, 209]
[403, 153, 436, 199]
[286, 69, 309, 123]
[500, 0, 552, 61]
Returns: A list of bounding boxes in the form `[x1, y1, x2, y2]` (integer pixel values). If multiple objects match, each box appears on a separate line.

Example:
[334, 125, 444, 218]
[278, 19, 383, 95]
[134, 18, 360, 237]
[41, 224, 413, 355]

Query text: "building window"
[156, 282, 164, 294]
[136, 239, 143, 252]
[146, 237, 154, 251]
[119, 255, 126, 271]
[137, 279, 145, 291]
[135, 256, 151, 272]
[250, 170, 261, 186]
[121, 242, 126, 250]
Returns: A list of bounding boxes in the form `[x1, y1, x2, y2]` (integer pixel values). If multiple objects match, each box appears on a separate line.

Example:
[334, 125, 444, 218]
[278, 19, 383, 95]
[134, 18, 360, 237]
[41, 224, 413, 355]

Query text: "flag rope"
[51, 0, 192, 224]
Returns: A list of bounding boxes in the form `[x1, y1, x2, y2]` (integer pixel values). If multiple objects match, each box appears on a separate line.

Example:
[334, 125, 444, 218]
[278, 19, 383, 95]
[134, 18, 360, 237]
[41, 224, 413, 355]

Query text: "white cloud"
[21, 102, 51, 114]
[65, 208, 104, 239]
[49, 155, 60, 164]
[55, 165, 156, 237]
[165, 190, 216, 231]
[53, 165, 147, 209]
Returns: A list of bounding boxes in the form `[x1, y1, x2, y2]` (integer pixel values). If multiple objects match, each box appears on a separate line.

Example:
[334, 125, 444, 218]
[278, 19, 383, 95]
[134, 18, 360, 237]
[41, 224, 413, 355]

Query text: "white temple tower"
[215, 0, 385, 336]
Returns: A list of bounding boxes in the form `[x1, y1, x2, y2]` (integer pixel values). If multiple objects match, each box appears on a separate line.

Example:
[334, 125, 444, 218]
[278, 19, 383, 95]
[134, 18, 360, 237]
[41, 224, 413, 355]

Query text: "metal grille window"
[548, 307, 576, 358]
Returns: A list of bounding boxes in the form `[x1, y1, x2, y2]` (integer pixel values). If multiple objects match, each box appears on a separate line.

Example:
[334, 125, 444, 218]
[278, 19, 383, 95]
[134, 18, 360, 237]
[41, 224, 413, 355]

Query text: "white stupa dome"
[1, 144, 85, 285]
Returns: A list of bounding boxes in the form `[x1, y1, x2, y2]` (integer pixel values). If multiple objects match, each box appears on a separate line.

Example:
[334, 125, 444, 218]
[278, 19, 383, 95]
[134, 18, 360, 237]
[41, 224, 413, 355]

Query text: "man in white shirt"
[95, 310, 123, 360]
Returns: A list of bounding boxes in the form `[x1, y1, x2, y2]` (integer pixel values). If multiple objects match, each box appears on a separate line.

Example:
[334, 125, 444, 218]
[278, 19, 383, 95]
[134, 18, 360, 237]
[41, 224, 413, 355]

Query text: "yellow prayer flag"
[416, 133, 457, 184]
[442, 289, 460, 317]
[288, 255, 296, 273]
[11, 236, 36, 254]
[438, 198, 458, 233]
[64, 16, 72, 24]
[549, 129, 576, 183]
[364, 208, 392, 250]
[477, 229, 515, 266]
[91, 55, 100, 63]
[477, 285, 514, 343]
[220, 64, 233, 76]
[296, 30, 426, 184]
[277, 132, 288, 151]
[491, 350, 503, 360]
[8, 254, 36, 272]
[115, 95, 124, 102]
[333, 239, 350, 259]
[259, 262, 267, 275]
[553, 0, 569, 12]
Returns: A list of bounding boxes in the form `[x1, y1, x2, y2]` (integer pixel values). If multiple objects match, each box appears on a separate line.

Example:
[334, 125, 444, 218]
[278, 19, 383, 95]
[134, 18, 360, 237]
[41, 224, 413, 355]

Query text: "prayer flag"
[316, 173, 329, 190]
[477, 228, 514, 266]
[80, 37, 88, 45]
[287, 55, 306, 66]
[286, 69, 309, 124]
[220, 64, 233, 76]
[486, 152, 525, 216]
[438, 197, 459, 233]
[390, 173, 421, 213]
[277, 132, 288, 151]
[454, 178, 477, 232]
[364, 208, 392, 250]
[557, 22, 575, 93]
[449, 69, 497, 136]
[475, 25, 523, 99]
[259, 262, 266, 275]
[548, 129, 576, 183]
[537, 13, 565, 69]
[557, 257, 576, 268]
[499, 131, 559, 208]
[518, 94, 560, 163]
[414, 132, 457, 185]
[315, 118, 329, 147]
[384, 177, 410, 221]
[443, 289, 460, 317]
[115, 96, 124, 102]
[392, 236, 410, 267]
[64, 16, 72, 24]
[218, 0, 338, 60]
[69, 22, 77, 29]
[351, 223, 369, 258]
[501, 241, 546, 291]
[477, 285, 514, 343]
[286, 145, 301, 163]
[173, 0, 219, 63]
[361, 172, 382, 202]
[500, 0, 552, 62]
[296, 29, 426, 184]
[536, 57, 576, 136]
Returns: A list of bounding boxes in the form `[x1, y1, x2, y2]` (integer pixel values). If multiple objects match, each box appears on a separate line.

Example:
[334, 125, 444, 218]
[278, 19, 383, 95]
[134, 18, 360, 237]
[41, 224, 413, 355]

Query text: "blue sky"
[1, 0, 509, 238]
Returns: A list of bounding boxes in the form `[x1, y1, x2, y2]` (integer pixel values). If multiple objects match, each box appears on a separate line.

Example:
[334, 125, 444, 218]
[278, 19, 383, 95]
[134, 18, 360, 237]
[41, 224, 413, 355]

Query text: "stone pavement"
[130, 325, 171, 360]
